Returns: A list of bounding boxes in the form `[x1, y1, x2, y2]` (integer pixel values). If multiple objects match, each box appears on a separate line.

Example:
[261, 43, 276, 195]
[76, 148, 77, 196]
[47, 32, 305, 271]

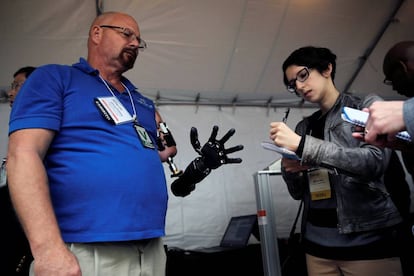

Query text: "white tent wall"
[155, 99, 414, 249]
[156, 104, 316, 249]
[3, 102, 414, 250]
[0, 102, 315, 249]
[1, 0, 414, 251]
[165, 101, 414, 249]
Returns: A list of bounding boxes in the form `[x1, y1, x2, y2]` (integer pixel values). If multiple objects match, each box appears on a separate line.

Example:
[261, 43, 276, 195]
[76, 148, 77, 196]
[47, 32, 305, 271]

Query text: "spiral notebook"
[261, 141, 301, 160]
[341, 107, 411, 142]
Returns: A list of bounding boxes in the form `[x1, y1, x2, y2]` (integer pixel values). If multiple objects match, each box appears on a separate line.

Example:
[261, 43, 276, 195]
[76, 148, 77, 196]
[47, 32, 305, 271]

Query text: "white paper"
[261, 141, 301, 160]
[342, 107, 411, 142]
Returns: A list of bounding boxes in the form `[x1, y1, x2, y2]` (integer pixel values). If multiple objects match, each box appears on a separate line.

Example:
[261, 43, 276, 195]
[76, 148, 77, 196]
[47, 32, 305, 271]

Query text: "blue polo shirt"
[9, 58, 168, 242]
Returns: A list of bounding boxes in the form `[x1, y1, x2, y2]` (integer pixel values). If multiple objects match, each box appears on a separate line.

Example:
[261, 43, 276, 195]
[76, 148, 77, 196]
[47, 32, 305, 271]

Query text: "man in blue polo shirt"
[7, 11, 242, 276]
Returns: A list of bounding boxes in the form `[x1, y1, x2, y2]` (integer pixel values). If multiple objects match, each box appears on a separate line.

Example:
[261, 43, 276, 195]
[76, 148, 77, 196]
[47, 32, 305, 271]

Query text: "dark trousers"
[0, 186, 33, 275]
[397, 215, 414, 276]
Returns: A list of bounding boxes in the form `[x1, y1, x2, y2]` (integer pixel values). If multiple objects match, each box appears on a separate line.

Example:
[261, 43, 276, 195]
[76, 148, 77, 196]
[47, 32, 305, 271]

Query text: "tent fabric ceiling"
[0, 0, 413, 107]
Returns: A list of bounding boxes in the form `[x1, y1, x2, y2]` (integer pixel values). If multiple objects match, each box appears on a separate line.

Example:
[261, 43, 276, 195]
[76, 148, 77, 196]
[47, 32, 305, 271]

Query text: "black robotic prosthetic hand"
[171, 125, 244, 197]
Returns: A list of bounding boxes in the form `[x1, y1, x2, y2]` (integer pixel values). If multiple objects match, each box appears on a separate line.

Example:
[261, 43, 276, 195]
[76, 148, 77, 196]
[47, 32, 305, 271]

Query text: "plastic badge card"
[342, 106, 411, 142]
[261, 141, 301, 160]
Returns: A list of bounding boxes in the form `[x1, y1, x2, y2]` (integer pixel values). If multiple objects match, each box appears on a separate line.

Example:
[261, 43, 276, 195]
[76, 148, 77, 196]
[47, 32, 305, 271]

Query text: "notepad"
[342, 106, 411, 142]
[261, 141, 301, 160]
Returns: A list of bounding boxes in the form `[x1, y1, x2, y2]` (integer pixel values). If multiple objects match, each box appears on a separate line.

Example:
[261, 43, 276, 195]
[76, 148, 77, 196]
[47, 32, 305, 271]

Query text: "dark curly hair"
[282, 46, 337, 87]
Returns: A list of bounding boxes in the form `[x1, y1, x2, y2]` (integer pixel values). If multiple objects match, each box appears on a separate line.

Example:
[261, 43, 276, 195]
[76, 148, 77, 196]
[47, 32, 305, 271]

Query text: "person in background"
[269, 46, 403, 275]
[0, 66, 36, 275]
[356, 41, 414, 148]
[7, 11, 242, 276]
[8, 66, 36, 107]
[351, 41, 414, 209]
[361, 41, 414, 186]
[353, 40, 414, 276]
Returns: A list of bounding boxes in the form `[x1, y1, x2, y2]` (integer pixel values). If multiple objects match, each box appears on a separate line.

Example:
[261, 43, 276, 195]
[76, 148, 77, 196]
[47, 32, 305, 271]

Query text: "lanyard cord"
[98, 75, 137, 122]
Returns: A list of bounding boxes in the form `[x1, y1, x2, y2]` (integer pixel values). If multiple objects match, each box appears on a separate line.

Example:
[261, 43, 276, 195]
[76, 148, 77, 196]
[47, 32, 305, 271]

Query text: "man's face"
[383, 59, 414, 98]
[8, 73, 26, 107]
[99, 17, 141, 71]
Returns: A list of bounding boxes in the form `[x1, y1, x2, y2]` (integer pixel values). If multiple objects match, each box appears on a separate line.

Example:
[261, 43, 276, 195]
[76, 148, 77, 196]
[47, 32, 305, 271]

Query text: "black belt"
[307, 208, 338, 228]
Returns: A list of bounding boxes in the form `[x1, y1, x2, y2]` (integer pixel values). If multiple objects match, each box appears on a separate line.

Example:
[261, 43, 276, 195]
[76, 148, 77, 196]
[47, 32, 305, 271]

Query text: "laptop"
[195, 214, 258, 253]
[220, 214, 258, 248]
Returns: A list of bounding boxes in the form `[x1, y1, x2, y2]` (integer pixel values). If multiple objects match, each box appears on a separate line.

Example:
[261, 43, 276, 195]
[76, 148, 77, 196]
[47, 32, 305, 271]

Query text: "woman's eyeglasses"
[287, 67, 310, 93]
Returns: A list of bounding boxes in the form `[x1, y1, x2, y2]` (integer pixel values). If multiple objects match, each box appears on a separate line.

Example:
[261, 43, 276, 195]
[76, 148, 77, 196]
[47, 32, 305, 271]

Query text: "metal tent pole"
[253, 170, 282, 276]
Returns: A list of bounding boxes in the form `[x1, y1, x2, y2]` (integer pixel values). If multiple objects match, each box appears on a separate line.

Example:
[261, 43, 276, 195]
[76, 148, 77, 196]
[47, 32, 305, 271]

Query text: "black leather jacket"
[282, 93, 402, 234]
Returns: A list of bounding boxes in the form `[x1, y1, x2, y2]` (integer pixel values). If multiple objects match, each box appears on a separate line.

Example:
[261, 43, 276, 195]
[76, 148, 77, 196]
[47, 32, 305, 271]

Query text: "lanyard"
[98, 75, 137, 122]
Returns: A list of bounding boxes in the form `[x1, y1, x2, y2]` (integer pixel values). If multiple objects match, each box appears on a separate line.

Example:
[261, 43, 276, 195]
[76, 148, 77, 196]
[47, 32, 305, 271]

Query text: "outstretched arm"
[171, 126, 244, 197]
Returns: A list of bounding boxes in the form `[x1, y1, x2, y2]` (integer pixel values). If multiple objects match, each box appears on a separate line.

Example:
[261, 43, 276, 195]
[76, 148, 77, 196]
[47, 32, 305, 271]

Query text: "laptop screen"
[220, 214, 258, 248]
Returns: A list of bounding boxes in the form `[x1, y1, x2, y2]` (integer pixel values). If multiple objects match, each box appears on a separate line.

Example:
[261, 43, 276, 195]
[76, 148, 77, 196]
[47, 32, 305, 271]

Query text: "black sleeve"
[170, 157, 211, 197]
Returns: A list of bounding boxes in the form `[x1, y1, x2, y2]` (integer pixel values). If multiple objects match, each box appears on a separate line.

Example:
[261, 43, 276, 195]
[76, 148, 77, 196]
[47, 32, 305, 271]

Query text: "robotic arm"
[155, 110, 183, 177]
[171, 126, 244, 197]
[156, 121, 183, 177]
[155, 109, 243, 197]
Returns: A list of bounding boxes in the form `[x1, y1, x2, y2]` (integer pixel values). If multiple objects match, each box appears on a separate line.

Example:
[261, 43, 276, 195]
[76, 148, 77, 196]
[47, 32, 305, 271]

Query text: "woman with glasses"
[269, 46, 403, 275]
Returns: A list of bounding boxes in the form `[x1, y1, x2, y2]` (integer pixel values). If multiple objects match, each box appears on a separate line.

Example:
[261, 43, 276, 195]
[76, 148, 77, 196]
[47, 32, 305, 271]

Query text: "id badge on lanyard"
[308, 168, 331, 200]
[95, 96, 155, 149]
[95, 96, 134, 125]
[133, 123, 155, 149]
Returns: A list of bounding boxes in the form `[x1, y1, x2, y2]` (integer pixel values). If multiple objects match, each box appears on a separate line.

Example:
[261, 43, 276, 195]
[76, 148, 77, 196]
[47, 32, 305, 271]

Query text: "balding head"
[383, 41, 414, 97]
[87, 12, 139, 48]
[86, 12, 141, 75]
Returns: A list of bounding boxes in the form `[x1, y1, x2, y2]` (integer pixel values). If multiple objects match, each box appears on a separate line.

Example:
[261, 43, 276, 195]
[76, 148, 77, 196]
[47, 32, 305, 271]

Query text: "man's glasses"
[383, 78, 393, 86]
[10, 82, 23, 90]
[100, 25, 147, 49]
[287, 67, 311, 93]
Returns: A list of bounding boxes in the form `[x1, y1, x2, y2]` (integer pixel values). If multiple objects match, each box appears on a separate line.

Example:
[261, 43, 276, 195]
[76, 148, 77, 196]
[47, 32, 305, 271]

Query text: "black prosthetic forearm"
[170, 157, 211, 197]
[171, 125, 243, 197]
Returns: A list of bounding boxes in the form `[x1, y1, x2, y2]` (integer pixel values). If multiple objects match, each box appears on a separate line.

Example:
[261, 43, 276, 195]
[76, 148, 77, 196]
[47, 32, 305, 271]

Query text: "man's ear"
[322, 63, 333, 78]
[398, 60, 408, 73]
[90, 25, 102, 44]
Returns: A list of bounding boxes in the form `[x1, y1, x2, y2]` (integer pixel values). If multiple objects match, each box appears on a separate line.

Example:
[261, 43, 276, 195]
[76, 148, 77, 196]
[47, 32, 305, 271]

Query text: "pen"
[282, 107, 290, 123]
